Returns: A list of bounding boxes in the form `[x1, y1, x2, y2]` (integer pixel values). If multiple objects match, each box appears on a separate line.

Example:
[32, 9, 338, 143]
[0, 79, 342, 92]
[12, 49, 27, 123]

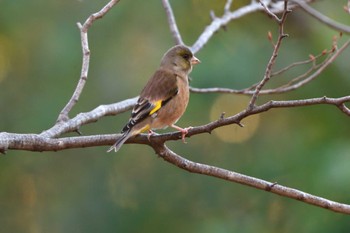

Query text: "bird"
[107, 45, 200, 153]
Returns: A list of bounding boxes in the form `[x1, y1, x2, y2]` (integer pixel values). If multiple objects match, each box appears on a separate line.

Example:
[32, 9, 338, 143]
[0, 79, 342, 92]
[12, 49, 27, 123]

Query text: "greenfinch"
[108, 45, 200, 153]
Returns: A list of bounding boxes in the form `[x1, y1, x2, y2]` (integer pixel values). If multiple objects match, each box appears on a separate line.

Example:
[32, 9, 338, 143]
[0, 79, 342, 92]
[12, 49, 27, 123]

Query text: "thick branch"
[2, 95, 350, 153]
[0, 133, 114, 152]
[153, 144, 350, 214]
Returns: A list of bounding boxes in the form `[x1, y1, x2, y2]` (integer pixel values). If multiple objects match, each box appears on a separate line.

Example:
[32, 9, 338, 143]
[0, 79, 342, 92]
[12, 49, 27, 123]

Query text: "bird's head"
[161, 45, 200, 75]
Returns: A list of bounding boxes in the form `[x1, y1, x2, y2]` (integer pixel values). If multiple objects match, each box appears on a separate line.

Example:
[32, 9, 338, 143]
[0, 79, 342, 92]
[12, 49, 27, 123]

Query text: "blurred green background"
[1, 0, 350, 232]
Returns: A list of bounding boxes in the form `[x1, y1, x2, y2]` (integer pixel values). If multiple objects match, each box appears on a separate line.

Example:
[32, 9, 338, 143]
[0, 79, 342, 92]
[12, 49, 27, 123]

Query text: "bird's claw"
[180, 126, 192, 143]
[147, 130, 157, 141]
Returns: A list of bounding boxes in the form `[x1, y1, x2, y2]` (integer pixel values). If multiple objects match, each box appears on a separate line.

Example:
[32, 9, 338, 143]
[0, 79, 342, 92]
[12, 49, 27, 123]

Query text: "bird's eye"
[182, 54, 190, 60]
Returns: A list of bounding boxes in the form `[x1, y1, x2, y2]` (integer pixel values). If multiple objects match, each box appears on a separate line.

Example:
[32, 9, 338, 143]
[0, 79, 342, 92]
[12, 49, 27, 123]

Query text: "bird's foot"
[147, 130, 157, 141]
[171, 125, 192, 143]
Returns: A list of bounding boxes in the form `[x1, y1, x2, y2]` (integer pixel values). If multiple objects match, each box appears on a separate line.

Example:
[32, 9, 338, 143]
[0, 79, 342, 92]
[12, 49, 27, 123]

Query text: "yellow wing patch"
[149, 100, 162, 115]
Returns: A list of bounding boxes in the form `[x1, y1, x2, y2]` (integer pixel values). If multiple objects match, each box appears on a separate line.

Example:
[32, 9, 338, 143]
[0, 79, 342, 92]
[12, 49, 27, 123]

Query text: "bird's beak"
[191, 56, 201, 65]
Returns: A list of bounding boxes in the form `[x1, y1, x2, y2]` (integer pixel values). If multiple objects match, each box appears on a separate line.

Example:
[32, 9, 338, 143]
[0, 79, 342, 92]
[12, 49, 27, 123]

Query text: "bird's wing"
[121, 69, 178, 134]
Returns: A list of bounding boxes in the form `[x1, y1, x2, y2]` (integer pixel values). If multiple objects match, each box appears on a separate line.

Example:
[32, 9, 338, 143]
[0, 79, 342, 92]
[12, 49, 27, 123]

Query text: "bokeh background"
[1, 0, 350, 232]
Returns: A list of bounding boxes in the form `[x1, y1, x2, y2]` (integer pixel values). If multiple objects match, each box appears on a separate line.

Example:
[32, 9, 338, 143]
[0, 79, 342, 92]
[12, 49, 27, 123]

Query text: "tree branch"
[153, 144, 350, 214]
[3, 95, 350, 153]
[190, 0, 313, 53]
[258, 0, 281, 22]
[248, 0, 290, 109]
[291, 0, 350, 34]
[224, 0, 233, 12]
[191, 1, 263, 53]
[162, 0, 184, 45]
[41, 97, 138, 138]
[56, 0, 121, 123]
[190, 38, 350, 96]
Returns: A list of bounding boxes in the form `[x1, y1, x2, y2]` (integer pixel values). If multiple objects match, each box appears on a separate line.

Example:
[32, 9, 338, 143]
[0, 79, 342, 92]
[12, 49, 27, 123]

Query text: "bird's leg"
[147, 130, 156, 141]
[170, 124, 192, 143]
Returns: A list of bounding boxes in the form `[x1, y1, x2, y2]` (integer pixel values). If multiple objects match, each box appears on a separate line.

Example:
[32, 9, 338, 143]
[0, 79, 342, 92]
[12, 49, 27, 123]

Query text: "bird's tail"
[107, 130, 131, 153]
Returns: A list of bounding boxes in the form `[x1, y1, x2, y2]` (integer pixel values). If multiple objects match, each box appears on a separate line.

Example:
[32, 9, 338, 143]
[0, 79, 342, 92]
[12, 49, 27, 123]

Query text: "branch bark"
[56, 0, 121, 123]
[291, 0, 350, 34]
[162, 0, 184, 45]
[190, 34, 350, 97]
[190, 0, 314, 53]
[3, 96, 350, 152]
[154, 144, 350, 214]
[249, 0, 290, 109]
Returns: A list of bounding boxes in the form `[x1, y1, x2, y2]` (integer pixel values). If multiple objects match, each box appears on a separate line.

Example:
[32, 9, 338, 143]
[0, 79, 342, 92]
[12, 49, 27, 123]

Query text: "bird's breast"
[151, 76, 189, 129]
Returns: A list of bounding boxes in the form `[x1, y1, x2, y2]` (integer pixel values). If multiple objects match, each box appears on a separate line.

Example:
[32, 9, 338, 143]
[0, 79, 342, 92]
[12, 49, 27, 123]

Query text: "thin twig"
[191, 2, 262, 53]
[292, 0, 350, 34]
[224, 0, 234, 12]
[272, 54, 331, 90]
[190, 0, 313, 54]
[271, 50, 329, 76]
[162, 0, 184, 45]
[190, 38, 350, 96]
[248, 0, 290, 109]
[267, 38, 350, 93]
[258, 0, 280, 21]
[56, 0, 121, 123]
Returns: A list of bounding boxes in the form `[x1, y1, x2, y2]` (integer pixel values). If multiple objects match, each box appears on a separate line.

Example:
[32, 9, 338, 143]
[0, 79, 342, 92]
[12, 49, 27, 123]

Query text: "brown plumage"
[107, 45, 200, 153]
